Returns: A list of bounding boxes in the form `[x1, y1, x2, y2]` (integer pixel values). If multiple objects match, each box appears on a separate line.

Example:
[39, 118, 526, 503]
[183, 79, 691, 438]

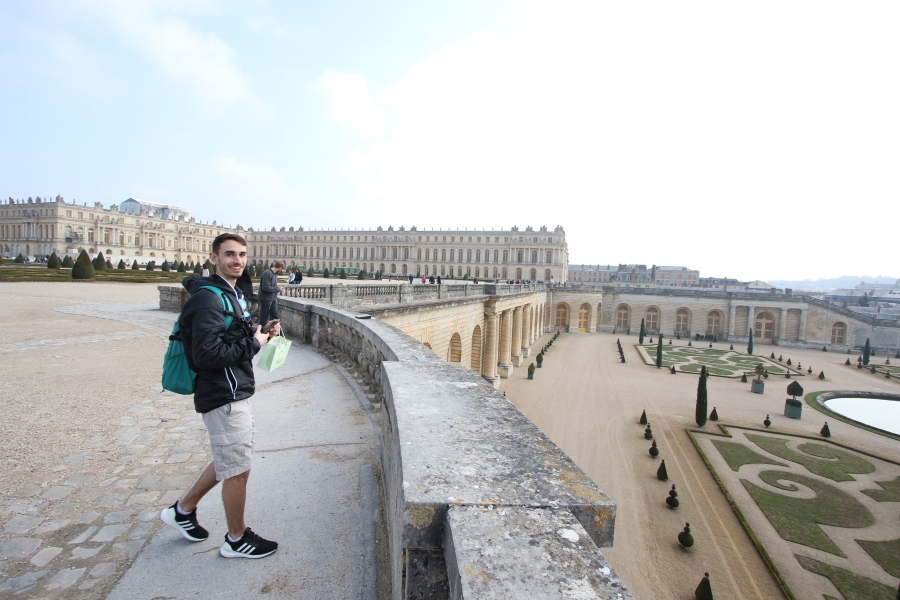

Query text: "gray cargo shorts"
[202, 400, 254, 481]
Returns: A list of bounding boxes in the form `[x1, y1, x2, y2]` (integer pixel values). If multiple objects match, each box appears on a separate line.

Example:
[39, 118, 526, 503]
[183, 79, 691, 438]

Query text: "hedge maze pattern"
[696, 428, 900, 599]
[636, 345, 804, 378]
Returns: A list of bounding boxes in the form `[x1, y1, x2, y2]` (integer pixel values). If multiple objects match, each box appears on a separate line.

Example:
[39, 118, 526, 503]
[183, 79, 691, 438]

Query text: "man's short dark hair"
[212, 233, 247, 254]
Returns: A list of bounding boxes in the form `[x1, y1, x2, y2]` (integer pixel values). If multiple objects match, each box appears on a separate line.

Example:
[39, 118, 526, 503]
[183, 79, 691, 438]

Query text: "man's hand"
[253, 325, 269, 347]
[266, 321, 281, 338]
[279, 286, 285, 293]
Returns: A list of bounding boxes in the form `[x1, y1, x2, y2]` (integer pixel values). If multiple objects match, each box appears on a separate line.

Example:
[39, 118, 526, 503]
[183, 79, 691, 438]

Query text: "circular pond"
[821, 394, 900, 436]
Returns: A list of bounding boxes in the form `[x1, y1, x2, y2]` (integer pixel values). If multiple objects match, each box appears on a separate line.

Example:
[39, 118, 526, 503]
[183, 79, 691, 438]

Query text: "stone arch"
[615, 304, 631, 334]
[470, 326, 483, 373]
[831, 322, 846, 345]
[449, 333, 462, 363]
[675, 307, 691, 335]
[555, 303, 569, 328]
[645, 306, 660, 334]
[578, 303, 591, 332]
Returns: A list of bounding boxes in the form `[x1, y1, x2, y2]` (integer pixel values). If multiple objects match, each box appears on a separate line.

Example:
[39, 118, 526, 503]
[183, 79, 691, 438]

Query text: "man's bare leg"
[222, 470, 250, 539]
[178, 462, 218, 512]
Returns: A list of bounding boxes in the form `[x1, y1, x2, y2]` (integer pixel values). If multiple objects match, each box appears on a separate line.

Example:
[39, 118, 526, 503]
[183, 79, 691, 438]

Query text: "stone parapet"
[275, 296, 624, 600]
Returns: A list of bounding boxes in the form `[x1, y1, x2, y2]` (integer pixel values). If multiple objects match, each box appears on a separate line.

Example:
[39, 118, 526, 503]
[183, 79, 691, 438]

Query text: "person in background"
[257, 260, 285, 327]
[236, 265, 254, 312]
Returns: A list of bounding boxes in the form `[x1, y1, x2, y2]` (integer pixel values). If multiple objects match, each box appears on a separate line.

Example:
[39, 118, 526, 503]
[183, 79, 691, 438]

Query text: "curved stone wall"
[277, 296, 631, 599]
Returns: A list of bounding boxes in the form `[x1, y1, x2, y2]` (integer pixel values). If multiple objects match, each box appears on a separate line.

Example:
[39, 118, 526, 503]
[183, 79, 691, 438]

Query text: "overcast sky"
[1, 0, 897, 281]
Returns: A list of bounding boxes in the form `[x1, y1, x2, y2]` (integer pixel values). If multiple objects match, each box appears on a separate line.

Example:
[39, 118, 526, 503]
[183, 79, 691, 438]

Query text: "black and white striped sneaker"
[219, 528, 278, 559]
[160, 503, 209, 542]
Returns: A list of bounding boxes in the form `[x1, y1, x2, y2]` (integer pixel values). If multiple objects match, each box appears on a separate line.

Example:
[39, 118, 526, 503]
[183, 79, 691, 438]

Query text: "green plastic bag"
[257, 334, 292, 372]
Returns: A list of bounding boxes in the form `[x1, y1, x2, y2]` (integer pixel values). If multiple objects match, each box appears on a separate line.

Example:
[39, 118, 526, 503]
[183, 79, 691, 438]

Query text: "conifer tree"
[863, 338, 871, 365]
[47, 252, 61, 269]
[117, 258, 126, 269]
[666, 485, 679, 508]
[677, 523, 693, 548]
[193, 262, 202, 273]
[62, 255, 75, 268]
[71, 250, 95, 279]
[92, 253, 107, 271]
[176, 261, 185, 272]
[106, 258, 112, 268]
[657, 459, 668, 480]
[203, 259, 213, 273]
[639, 318, 645, 344]
[323, 268, 330, 278]
[339, 268, 348, 279]
[639, 409, 647, 425]
[696, 366, 708, 426]
[146, 260, 155, 271]
[161, 260, 170, 272]
[656, 335, 663, 368]
[14, 253, 24, 263]
[747, 328, 754, 355]
[695, 573, 712, 599]
[132, 260, 140, 270]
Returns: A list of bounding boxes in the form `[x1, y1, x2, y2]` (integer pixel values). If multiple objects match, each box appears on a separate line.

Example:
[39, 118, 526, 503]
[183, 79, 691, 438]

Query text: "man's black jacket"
[180, 275, 260, 413]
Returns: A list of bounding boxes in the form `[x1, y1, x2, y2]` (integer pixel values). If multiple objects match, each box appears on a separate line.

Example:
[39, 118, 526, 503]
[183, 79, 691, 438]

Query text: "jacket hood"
[182, 274, 234, 295]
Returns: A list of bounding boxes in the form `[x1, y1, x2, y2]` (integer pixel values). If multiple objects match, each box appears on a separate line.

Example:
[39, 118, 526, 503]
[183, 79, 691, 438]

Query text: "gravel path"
[499, 331, 900, 600]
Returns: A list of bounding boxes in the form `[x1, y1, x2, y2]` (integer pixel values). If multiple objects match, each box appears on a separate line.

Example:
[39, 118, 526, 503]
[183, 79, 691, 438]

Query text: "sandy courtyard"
[498, 331, 900, 600]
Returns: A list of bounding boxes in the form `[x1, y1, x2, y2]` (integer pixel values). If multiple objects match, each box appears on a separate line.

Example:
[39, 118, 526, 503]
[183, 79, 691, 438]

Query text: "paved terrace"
[2, 282, 633, 599]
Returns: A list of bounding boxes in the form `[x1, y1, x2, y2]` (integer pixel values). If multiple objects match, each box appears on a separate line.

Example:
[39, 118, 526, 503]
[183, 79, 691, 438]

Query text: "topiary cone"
[709, 407, 718, 421]
[688, 340, 692, 346]
[770, 352, 776, 359]
[657, 460, 668, 481]
[821, 422, 831, 437]
[819, 371, 825, 380]
[845, 358, 851, 366]
[639, 410, 647, 425]
[649, 440, 659, 458]
[764, 414, 771, 428]
[740, 373, 748, 383]
[678, 523, 694, 548]
[695, 572, 712, 600]
[729, 344, 734, 350]
[71, 250, 95, 280]
[666, 485, 679, 508]
[644, 425, 653, 440]
[807, 367, 812, 374]
[670, 365, 676, 374]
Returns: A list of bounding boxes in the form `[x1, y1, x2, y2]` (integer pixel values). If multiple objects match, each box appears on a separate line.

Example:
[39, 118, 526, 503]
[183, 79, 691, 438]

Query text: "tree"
[14, 253, 25, 263]
[323, 268, 330, 278]
[161, 260, 170, 272]
[146, 261, 155, 271]
[203, 259, 213, 273]
[71, 250, 95, 280]
[47, 252, 61, 269]
[656, 335, 663, 368]
[193, 262, 202, 274]
[639, 318, 645, 344]
[116, 259, 126, 269]
[357, 269, 367, 280]
[695, 573, 712, 600]
[176, 261, 185, 272]
[748, 327, 754, 355]
[375, 270, 381, 280]
[91, 253, 106, 271]
[106, 258, 112, 268]
[695, 366, 708, 426]
[863, 338, 871, 366]
[62, 255, 75, 268]
[859, 292, 869, 307]
[132, 260, 140, 271]
[787, 380, 804, 401]
[339, 268, 348, 279]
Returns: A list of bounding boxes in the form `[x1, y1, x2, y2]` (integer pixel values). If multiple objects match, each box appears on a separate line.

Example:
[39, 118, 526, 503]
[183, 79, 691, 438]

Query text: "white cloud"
[321, 0, 900, 280]
[99, 1, 269, 117]
[318, 71, 386, 138]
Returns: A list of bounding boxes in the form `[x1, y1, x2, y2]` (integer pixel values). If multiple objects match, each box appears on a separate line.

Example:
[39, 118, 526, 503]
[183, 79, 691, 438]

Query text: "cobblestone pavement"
[0, 284, 211, 598]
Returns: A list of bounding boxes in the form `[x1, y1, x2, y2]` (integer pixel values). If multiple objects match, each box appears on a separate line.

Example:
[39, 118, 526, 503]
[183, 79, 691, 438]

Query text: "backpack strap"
[197, 285, 237, 330]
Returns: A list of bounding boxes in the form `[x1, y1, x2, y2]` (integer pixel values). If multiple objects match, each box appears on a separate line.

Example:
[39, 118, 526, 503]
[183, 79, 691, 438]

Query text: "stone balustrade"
[276, 296, 630, 599]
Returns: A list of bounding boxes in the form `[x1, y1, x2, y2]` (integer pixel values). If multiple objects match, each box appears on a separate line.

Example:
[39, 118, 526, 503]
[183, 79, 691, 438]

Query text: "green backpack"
[162, 286, 236, 395]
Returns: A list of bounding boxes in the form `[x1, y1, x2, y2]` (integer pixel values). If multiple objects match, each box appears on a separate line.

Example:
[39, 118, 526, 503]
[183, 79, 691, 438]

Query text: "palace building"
[245, 224, 569, 281]
[0, 196, 236, 266]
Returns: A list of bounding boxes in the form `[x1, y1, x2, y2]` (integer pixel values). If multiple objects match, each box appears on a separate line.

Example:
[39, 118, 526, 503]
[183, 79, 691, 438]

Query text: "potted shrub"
[536, 352, 544, 368]
[751, 365, 765, 394]
[527, 363, 535, 380]
[784, 381, 804, 419]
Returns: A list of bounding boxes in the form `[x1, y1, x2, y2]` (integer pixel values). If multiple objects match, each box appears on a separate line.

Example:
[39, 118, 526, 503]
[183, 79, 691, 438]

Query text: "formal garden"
[635, 343, 806, 378]
[692, 426, 900, 599]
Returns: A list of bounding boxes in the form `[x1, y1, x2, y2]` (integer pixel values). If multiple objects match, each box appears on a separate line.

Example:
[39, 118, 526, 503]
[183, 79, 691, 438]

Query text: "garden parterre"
[636, 344, 806, 378]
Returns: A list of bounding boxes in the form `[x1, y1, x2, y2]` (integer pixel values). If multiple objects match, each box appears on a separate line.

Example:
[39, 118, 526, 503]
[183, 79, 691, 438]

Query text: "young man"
[160, 233, 281, 559]
[257, 260, 285, 327]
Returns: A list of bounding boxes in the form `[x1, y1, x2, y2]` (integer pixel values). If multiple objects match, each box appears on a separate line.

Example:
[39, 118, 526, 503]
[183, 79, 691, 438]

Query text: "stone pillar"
[728, 305, 736, 337]
[748, 306, 756, 340]
[511, 307, 524, 366]
[498, 309, 514, 378]
[522, 305, 533, 357]
[482, 309, 500, 385]
[778, 307, 787, 344]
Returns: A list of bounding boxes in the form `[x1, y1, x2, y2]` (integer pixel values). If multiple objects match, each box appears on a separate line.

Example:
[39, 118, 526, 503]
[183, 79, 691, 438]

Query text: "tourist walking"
[257, 260, 285, 327]
[160, 233, 280, 559]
